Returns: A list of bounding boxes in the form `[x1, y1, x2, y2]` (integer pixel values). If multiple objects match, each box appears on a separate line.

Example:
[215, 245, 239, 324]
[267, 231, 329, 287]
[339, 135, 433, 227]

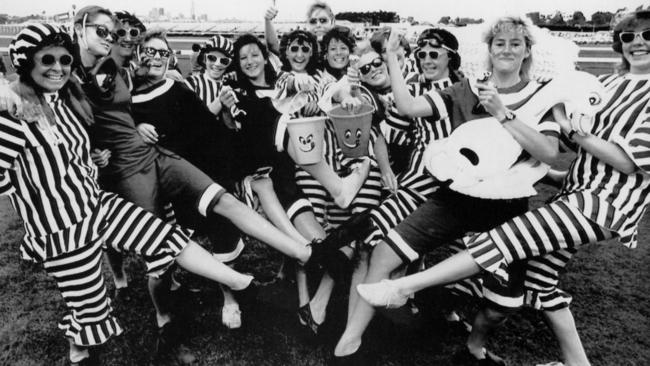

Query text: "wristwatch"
[499, 110, 516, 124]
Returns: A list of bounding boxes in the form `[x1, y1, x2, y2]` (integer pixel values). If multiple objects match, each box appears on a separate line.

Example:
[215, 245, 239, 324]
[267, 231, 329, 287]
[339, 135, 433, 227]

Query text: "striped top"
[0, 92, 102, 260]
[560, 73, 650, 248]
[408, 77, 455, 150]
[185, 73, 224, 106]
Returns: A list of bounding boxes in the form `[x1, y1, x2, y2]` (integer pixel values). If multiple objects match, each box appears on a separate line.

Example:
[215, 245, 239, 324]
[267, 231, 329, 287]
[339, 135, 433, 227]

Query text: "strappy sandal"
[297, 303, 322, 335]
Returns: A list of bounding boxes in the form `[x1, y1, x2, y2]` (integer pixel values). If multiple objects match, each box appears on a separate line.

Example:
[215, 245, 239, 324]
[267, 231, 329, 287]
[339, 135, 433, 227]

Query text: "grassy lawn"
[0, 181, 648, 366]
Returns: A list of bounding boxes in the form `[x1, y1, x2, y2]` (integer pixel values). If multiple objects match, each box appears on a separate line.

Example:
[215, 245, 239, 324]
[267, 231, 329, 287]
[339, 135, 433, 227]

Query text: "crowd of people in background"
[0, 2, 649, 366]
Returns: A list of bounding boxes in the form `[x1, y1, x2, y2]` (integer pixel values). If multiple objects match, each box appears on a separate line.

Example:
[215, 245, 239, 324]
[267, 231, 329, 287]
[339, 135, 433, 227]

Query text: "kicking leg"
[544, 307, 590, 366]
[300, 159, 370, 209]
[334, 241, 403, 357]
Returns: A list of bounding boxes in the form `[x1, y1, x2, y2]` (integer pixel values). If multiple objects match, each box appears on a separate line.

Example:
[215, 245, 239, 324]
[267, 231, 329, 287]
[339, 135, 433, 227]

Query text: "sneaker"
[452, 347, 506, 366]
[357, 280, 409, 309]
[221, 304, 242, 329]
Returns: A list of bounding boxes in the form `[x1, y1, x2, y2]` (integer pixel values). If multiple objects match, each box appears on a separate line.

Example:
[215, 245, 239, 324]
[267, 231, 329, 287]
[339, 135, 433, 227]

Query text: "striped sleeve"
[0, 171, 14, 195]
[422, 89, 448, 121]
[0, 113, 26, 170]
[613, 114, 650, 174]
[536, 110, 561, 138]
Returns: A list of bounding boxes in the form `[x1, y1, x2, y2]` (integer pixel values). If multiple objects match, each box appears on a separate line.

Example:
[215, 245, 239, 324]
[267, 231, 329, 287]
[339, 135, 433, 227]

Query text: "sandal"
[297, 303, 322, 335]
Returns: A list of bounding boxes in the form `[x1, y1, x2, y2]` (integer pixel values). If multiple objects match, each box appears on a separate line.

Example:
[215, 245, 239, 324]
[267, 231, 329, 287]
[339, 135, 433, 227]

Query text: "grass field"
[0, 164, 649, 366]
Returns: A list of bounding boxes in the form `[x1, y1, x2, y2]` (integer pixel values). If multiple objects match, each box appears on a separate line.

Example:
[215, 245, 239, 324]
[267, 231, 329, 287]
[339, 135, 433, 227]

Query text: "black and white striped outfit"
[0, 93, 189, 346]
[364, 78, 454, 246]
[185, 73, 224, 106]
[293, 70, 383, 228]
[467, 73, 650, 289]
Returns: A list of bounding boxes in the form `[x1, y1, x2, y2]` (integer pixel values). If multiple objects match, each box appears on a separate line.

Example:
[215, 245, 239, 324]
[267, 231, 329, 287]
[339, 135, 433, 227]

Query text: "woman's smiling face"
[239, 43, 266, 82]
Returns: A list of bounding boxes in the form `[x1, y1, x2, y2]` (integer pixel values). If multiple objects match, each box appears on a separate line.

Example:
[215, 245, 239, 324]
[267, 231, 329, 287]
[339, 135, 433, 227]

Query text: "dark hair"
[114, 11, 146, 32]
[321, 25, 356, 55]
[191, 43, 201, 52]
[612, 10, 650, 72]
[370, 27, 411, 56]
[414, 28, 461, 76]
[140, 29, 172, 51]
[279, 29, 320, 74]
[231, 33, 277, 88]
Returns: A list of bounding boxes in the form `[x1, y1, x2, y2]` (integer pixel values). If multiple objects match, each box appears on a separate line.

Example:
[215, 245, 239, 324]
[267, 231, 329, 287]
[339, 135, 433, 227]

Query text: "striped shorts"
[467, 198, 612, 286]
[42, 191, 189, 347]
[448, 238, 577, 311]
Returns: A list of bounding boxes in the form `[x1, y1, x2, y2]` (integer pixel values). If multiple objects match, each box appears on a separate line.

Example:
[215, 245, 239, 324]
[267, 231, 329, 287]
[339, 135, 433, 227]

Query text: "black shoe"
[453, 347, 507, 366]
[297, 303, 322, 335]
[155, 321, 197, 365]
[321, 211, 373, 252]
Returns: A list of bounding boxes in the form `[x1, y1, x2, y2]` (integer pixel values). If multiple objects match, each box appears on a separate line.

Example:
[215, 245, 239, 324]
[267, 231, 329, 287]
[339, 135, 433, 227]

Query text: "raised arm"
[384, 30, 435, 118]
[264, 5, 281, 55]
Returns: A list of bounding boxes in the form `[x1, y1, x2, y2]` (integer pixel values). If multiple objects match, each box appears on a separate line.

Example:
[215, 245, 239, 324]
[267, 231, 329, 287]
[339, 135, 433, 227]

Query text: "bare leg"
[68, 339, 89, 364]
[347, 246, 368, 321]
[293, 211, 327, 308]
[466, 307, 507, 358]
[148, 273, 174, 327]
[392, 251, 483, 295]
[175, 241, 253, 290]
[219, 284, 241, 329]
[212, 193, 310, 263]
[334, 242, 403, 356]
[299, 159, 370, 209]
[105, 248, 128, 288]
[544, 307, 591, 366]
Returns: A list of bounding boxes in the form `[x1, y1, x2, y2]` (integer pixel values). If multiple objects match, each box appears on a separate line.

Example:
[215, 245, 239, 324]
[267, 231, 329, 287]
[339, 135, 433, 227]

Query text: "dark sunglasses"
[86, 24, 113, 40]
[141, 47, 171, 58]
[417, 39, 456, 54]
[308, 17, 330, 25]
[416, 50, 444, 60]
[206, 54, 231, 66]
[115, 28, 141, 38]
[619, 30, 650, 43]
[289, 45, 311, 53]
[358, 57, 383, 75]
[38, 54, 73, 67]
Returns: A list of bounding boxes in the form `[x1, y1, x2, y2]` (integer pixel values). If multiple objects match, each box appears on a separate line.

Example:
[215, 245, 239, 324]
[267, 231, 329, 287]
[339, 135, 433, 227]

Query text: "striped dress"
[0, 92, 188, 346]
[364, 78, 454, 247]
[466, 73, 650, 303]
[185, 73, 224, 107]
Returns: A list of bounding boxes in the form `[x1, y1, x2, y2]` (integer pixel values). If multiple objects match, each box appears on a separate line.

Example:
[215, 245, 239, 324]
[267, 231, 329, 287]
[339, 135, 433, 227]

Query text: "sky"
[4, 0, 646, 22]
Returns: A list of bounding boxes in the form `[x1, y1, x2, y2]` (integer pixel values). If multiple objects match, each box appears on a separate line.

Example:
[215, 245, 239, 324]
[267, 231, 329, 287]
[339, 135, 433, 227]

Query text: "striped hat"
[9, 23, 74, 75]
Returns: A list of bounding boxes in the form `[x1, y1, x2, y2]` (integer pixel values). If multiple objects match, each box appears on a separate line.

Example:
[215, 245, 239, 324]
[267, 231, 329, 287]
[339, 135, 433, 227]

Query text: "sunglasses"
[206, 54, 231, 66]
[115, 27, 141, 38]
[416, 50, 445, 60]
[289, 45, 311, 53]
[417, 39, 456, 54]
[619, 30, 650, 43]
[308, 17, 330, 25]
[358, 57, 383, 75]
[86, 24, 113, 40]
[141, 47, 171, 58]
[38, 54, 73, 67]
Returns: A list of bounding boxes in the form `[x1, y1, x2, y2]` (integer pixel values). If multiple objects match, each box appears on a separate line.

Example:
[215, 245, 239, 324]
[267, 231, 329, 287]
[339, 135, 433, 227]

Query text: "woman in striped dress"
[358, 10, 650, 366]
[2, 23, 257, 366]
[331, 16, 563, 363]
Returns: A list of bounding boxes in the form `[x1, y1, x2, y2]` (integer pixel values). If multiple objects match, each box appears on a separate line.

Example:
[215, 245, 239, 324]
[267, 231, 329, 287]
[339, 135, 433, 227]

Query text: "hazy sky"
[5, 0, 645, 21]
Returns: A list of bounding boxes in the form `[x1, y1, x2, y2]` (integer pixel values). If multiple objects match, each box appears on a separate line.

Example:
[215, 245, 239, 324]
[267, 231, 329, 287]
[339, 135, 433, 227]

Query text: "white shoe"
[536, 362, 564, 366]
[357, 279, 409, 309]
[221, 304, 242, 329]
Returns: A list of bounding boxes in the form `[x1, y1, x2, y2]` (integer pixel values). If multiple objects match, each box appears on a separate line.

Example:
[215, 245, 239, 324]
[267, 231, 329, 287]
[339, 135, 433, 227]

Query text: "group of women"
[0, 1, 648, 365]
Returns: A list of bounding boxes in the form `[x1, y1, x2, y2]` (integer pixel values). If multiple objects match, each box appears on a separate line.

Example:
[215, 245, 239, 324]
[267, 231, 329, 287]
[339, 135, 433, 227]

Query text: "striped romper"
[0, 93, 189, 346]
[465, 73, 650, 310]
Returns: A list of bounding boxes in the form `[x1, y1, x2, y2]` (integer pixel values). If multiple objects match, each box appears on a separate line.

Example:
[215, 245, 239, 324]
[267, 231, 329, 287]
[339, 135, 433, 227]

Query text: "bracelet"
[568, 130, 576, 140]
